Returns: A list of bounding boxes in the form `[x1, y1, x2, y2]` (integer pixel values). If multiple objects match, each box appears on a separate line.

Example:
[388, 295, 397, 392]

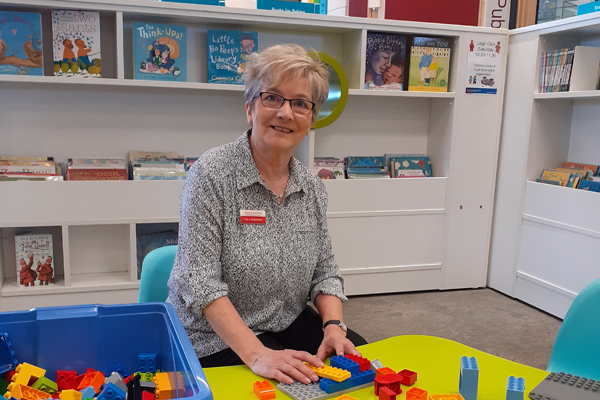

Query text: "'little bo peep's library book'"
[133, 22, 186, 81]
[52, 10, 101, 78]
[208, 29, 258, 85]
[0, 11, 43, 75]
[408, 36, 451, 92]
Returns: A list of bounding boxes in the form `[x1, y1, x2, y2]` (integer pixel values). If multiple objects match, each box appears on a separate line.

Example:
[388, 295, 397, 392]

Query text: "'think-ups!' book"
[133, 22, 186, 82]
[52, 10, 102, 78]
[0, 11, 43, 75]
[207, 29, 258, 85]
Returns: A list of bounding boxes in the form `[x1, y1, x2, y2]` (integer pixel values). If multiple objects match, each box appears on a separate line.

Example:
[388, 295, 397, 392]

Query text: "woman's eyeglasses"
[255, 92, 315, 115]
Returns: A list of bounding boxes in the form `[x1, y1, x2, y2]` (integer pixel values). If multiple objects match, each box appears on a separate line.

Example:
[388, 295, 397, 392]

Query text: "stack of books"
[66, 158, 128, 180]
[386, 154, 432, 178]
[537, 162, 600, 189]
[345, 156, 389, 179]
[132, 158, 187, 180]
[312, 158, 345, 179]
[0, 156, 63, 181]
[539, 48, 574, 93]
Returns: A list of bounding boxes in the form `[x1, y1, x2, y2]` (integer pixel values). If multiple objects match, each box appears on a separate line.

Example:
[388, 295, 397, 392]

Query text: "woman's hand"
[248, 346, 324, 385]
[316, 325, 361, 361]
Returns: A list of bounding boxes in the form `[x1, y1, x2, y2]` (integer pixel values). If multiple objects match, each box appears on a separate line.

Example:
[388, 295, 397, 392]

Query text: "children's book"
[563, 161, 599, 176]
[389, 156, 431, 178]
[15, 233, 54, 287]
[133, 22, 186, 81]
[345, 156, 386, 168]
[408, 36, 451, 92]
[313, 158, 344, 180]
[51, 10, 101, 78]
[207, 29, 258, 85]
[136, 231, 178, 279]
[364, 32, 407, 91]
[540, 169, 571, 187]
[579, 179, 600, 192]
[0, 11, 43, 75]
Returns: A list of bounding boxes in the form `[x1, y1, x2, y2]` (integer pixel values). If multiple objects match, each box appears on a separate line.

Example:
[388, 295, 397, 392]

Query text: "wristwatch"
[323, 319, 348, 334]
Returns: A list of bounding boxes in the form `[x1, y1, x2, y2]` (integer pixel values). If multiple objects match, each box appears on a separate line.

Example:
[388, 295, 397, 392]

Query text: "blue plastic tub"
[0, 303, 212, 400]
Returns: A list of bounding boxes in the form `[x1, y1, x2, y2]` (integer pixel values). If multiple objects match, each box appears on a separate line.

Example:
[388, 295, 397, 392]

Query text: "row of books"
[1, 11, 450, 93]
[539, 48, 574, 93]
[537, 162, 600, 191]
[313, 155, 432, 180]
[0, 152, 199, 181]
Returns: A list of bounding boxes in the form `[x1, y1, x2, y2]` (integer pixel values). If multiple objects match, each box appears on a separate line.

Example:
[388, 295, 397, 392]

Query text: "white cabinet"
[0, 0, 507, 311]
[489, 13, 600, 318]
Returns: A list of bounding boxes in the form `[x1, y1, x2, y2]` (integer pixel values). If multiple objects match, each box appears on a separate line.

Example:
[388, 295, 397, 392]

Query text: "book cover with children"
[133, 22, 186, 81]
[52, 10, 101, 78]
[0, 11, 43, 75]
[408, 36, 451, 92]
[208, 29, 258, 85]
[15, 233, 55, 287]
[365, 32, 407, 91]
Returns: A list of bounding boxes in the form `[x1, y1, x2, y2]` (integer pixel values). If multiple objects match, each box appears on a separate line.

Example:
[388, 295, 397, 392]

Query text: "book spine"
[67, 169, 128, 181]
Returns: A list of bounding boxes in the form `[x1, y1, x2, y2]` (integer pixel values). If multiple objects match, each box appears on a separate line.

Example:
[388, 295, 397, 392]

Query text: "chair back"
[138, 245, 178, 303]
[547, 278, 600, 380]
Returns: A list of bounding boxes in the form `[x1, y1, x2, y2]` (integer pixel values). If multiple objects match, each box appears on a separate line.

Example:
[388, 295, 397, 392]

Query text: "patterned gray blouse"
[166, 131, 347, 358]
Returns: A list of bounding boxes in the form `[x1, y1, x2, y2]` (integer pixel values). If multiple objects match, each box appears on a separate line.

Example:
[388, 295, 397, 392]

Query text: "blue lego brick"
[506, 376, 524, 400]
[319, 369, 375, 394]
[79, 386, 97, 400]
[97, 382, 126, 400]
[0, 333, 18, 374]
[329, 356, 359, 375]
[138, 353, 157, 374]
[277, 380, 374, 400]
[459, 356, 479, 400]
[111, 364, 129, 379]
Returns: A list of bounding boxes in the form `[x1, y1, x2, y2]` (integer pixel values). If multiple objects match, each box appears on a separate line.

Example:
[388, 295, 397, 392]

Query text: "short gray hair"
[243, 44, 329, 125]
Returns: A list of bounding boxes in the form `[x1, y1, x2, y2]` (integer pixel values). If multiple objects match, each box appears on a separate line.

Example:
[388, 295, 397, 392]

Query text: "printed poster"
[466, 38, 503, 94]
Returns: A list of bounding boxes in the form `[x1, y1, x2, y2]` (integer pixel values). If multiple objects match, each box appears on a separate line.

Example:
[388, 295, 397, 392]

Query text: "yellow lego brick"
[428, 395, 465, 400]
[306, 365, 350, 382]
[335, 395, 359, 400]
[59, 389, 82, 400]
[12, 364, 46, 387]
[153, 373, 172, 400]
[6, 382, 23, 400]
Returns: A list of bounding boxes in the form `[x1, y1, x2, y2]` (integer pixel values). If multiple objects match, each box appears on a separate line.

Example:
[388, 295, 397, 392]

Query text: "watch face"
[339, 321, 348, 333]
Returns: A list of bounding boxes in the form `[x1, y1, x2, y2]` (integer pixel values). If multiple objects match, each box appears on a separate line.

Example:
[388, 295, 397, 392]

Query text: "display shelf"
[348, 89, 456, 98]
[534, 91, 600, 99]
[1, 275, 65, 295]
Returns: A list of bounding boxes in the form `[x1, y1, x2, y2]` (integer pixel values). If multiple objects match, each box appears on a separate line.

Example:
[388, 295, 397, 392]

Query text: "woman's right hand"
[247, 346, 324, 385]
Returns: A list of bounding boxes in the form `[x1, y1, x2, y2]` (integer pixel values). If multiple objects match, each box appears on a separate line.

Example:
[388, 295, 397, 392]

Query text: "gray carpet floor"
[343, 288, 562, 370]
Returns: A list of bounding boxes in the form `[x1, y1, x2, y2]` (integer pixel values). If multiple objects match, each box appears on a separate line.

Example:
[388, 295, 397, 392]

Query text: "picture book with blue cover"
[137, 230, 178, 279]
[208, 29, 258, 85]
[133, 22, 186, 81]
[0, 11, 43, 75]
[365, 32, 407, 91]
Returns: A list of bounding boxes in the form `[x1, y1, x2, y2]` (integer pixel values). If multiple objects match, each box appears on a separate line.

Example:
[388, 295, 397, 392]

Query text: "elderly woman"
[167, 44, 367, 385]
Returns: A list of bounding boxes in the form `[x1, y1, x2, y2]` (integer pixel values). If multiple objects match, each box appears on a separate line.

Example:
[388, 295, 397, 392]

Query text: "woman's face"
[370, 50, 395, 76]
[246, 76, 313, 156]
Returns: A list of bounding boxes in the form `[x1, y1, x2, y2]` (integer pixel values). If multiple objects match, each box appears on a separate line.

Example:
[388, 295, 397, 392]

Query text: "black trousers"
[199, 306, 368, 368]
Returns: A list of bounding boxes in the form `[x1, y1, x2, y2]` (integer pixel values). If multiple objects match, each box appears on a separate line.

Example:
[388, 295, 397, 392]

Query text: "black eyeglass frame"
[254, 91, 316, 115]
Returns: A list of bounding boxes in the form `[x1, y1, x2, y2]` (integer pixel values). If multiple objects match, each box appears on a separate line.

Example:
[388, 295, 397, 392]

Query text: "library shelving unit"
[489, 12, 600, 319]
[0, 0, 507, 312]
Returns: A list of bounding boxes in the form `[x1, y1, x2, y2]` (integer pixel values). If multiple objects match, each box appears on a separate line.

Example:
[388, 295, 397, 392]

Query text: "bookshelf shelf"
[533, 91, 600, 99]
[0, 0, 508, 311]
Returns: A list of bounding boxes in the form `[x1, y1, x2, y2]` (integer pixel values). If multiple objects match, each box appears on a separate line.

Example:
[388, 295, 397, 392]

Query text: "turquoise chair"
[138, 245, 178, 303]
[547, 277, 600, 380]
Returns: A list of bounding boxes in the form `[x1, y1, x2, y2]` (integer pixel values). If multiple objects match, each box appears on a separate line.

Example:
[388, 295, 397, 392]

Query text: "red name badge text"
[240, 210, 266, 225]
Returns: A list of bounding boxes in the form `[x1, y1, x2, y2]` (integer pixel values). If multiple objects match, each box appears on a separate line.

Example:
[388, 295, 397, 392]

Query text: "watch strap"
[323, 319, 347, 333]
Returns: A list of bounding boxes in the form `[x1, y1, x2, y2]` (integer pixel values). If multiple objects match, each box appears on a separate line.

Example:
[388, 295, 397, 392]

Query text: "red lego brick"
[375, 374, 402, 396]
[142, 391, 154, 400]
[343, 355, 371, 372]
[5, 371, 16, 382]
[52, 392, 61, 399]
[58, 377, 78, 391]
[74, 374, 86, 388]
[122, 375, 134, 385]
[406, 387, 428, 400]
[56, 371, 76, 383]
[85, 369, 99, 375]
[379, 387, 397, 400]
[376, 367, 396, 378]
[252, 380, 275, 400]
[77, 372, 105, 392]
[398, 369, 417, 386]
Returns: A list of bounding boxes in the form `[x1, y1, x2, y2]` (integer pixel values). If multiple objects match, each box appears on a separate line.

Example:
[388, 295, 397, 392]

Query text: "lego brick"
[165, 372, 184, 398]
[429, 396, 465, 400]
[406, 387, 428, 400]
[6, 383, 51, 400]
[252, 380, 275, 400]
[374, 374, 402, 396]
[334, 396, 358, 400]
[78, 387, 96, 400]
[329, 356, 359, 375]
[141, 392, 154, 400]
[505, 376, 524, 400]
[111, 366, 129, 380]
[0, 333, 18, 374]
[105, 373, 126, 393]
[77, 372, 105, 392]
[138, 354, 158, 374]
[153, 373, 172, 400]
[277, 380, 373, 400]
[343, 355, 371, 373]
[12, 363, 46, 387]
[138, 373, 154, 383]
[97, 382, 126, 400]
[529, 371, 600, 400]
[379, 387, 397, 400]
[376, 368, 396, 378]
[32, 377, 58, 395]
[458, 357, 478, 400]
[398, 369, 417, 386]
[0, 377, 8, 396]
[307, 365, 351, 383]
[371, 359, 384, 371]
[140, 380, 156, 393]
[59, 389, 82, 400]
[58, 377, 79, 391]
[319, 370, 375, 394]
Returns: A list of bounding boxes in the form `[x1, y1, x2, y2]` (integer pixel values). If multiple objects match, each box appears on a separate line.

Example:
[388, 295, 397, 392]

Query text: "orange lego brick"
[21, 385, 52, 400]
[375, 367, 396, 378]
[252, 380, 275, 400]
[306, 365, 350, 382]
[12, 363, 46, 387]
[77, 372, 105, 393]
[335, 395, 359, 400]
[166, 372, 184, 398]
[428, 395, 465, 400]
[407, 387, 428, 400]
[58, 389, 82, 400]
[153, 373, 172, 400]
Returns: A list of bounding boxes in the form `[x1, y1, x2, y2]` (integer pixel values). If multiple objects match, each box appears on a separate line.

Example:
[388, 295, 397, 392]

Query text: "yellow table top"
[203, 335, 549, 400]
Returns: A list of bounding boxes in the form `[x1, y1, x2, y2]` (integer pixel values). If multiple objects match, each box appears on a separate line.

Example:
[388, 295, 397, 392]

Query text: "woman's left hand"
[315, 325, 362, 361]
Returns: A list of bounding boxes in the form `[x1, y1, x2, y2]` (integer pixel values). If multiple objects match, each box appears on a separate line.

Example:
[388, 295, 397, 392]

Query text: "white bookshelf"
[0, 0, 507, 311]
[489, 13, 600, 318]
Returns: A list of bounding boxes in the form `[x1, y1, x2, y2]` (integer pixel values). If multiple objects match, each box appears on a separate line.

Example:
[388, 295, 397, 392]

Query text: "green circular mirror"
[313, 51, 348, 129]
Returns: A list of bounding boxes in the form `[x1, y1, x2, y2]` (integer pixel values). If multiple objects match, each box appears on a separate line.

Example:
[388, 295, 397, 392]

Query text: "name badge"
[240, 210, 266, 225]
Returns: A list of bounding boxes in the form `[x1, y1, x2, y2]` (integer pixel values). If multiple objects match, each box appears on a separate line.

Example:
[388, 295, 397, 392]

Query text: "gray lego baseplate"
[277, 380, 373, 400]
[529, 372, 600, 400]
